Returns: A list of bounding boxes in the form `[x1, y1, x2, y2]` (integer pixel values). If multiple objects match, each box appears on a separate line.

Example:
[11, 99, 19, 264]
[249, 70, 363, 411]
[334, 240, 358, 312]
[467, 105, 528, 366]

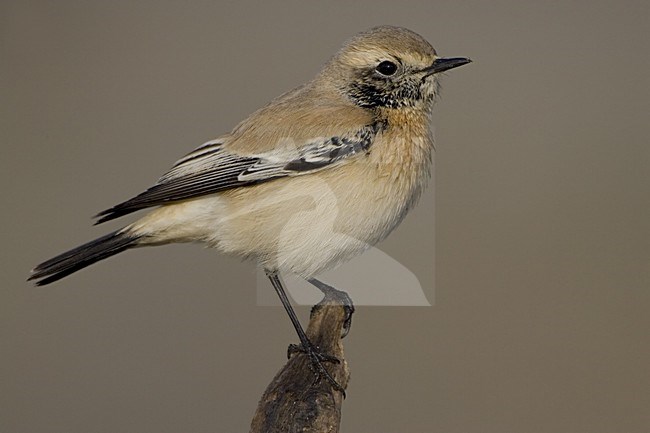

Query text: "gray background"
[2, 1, 648, 432]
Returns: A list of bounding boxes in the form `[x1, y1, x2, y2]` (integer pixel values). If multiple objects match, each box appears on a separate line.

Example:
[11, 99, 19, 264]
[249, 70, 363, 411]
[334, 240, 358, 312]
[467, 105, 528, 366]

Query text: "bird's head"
[320, 26, 471, 111]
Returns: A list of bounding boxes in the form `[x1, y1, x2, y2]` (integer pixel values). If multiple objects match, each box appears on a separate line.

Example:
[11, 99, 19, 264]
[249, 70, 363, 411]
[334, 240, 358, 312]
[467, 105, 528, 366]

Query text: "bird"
[29, 25, 471, 392]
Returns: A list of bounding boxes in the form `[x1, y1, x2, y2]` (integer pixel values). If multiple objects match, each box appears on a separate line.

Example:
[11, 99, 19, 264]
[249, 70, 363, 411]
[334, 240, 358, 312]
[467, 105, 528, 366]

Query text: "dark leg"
[265, 269, 344, 394]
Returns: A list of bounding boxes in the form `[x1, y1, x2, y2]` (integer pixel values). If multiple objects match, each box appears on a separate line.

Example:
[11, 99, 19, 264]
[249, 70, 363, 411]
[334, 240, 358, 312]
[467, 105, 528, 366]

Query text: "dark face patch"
[346, 68, 433, 109]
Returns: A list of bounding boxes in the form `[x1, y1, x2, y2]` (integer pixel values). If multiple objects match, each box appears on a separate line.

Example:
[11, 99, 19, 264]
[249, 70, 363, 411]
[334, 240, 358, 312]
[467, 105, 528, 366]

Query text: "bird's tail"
[28, 230, 141, 286]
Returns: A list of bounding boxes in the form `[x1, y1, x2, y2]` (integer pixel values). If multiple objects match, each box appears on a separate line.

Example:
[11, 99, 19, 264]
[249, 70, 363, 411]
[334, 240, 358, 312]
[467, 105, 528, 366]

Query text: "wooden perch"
[249, 284, 354, 433]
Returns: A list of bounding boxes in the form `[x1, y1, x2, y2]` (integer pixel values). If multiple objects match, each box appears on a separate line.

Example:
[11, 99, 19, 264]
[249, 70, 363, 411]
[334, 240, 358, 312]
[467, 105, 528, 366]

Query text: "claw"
[288, 343, 340, 364]
[287, 341, 346, 396]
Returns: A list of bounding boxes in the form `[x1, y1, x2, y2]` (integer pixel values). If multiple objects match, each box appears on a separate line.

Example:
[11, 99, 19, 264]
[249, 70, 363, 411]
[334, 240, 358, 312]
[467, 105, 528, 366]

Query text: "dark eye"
[375, 60, 398, 76]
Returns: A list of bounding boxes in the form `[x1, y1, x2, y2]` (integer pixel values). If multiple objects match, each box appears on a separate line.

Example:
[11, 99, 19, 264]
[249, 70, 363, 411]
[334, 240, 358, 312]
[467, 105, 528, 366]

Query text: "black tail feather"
[29, 230, 140, 286]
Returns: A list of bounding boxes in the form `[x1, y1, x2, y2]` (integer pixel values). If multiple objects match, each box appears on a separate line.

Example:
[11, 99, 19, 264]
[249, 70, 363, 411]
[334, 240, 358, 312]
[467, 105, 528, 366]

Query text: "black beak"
[422, 57, 472, 76]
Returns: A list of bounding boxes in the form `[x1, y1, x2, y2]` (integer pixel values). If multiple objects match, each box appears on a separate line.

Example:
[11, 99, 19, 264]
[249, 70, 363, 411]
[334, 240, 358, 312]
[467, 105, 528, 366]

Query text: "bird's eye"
[375, 60, 398, 76]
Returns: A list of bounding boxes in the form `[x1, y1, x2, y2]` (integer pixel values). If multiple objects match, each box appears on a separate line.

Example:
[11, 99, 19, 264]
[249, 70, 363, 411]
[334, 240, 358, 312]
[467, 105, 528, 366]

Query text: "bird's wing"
[94, 123, 380, 224]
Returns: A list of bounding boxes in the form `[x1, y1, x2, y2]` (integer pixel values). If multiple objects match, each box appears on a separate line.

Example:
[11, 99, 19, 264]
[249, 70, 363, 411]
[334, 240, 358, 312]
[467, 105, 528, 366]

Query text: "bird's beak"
[421, 57, 472, 76]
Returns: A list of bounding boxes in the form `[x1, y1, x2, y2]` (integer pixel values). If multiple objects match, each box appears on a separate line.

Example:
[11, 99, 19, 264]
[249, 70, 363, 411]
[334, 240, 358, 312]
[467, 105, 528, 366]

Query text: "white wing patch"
[94, 123, 381, 224]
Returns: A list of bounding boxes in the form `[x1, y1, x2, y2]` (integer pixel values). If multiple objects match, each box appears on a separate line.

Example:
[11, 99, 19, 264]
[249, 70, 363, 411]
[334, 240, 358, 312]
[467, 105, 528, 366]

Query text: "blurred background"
[2, 1, 648, 432]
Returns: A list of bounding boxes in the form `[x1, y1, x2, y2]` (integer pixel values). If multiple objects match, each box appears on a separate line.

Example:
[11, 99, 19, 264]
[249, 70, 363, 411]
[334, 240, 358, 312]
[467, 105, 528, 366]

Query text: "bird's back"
[224, 81, 375, 156]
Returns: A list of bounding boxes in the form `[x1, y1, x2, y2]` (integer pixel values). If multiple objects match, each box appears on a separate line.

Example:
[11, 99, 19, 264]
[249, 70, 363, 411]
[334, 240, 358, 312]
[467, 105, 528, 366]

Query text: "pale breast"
[212, 122, 433, 277]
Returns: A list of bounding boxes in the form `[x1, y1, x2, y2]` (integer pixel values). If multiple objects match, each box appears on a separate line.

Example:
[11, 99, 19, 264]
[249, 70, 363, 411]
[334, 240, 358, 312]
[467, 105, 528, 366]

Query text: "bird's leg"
[287, 277, 355, 384]
[265, 269, 344, 394]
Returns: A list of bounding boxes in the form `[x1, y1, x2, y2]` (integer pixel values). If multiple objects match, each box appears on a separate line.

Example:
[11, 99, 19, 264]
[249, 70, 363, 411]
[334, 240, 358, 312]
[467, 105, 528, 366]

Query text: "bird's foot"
[288, 342, 346, 396]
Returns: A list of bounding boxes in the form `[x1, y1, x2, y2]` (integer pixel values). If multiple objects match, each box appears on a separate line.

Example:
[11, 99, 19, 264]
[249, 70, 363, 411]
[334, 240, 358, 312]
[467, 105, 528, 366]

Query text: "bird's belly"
[213, 161, 425, 277]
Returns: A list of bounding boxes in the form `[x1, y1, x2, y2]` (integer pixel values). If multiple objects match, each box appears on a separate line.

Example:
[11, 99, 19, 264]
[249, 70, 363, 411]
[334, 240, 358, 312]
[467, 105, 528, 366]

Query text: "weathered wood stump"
[250, 285, 354, 433]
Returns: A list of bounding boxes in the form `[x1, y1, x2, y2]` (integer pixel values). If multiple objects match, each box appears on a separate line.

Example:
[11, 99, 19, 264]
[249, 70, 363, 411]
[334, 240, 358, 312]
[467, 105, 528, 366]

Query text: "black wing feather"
[95, 123, 380, 224]
[95, 155, 260, 224]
